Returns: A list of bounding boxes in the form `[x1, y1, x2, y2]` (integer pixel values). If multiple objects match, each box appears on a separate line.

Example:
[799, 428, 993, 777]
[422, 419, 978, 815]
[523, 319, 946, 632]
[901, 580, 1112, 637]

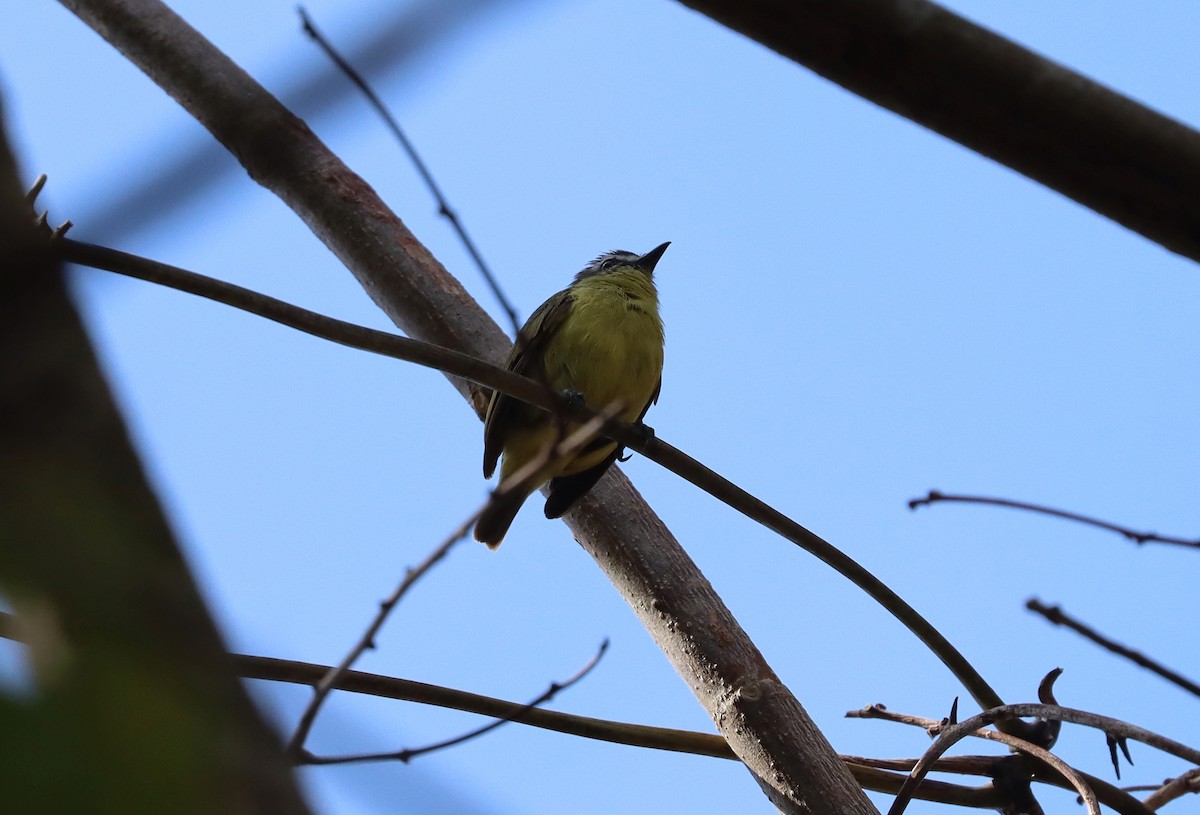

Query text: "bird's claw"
[617, 423, 655, 461]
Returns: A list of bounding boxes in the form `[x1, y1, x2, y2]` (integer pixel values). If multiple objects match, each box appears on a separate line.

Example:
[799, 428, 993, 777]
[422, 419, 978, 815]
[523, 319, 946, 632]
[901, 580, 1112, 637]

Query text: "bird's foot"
[617, 422, 655, 460]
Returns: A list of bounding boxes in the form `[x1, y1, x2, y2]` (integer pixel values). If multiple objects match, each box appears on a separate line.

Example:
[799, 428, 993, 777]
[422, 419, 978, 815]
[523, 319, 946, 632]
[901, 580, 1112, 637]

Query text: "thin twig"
[286, 523, 468, 759]
[1143, 768, 1200, 811]
[852, 701, 1200, 781]
[54, 238, 544, 413]
[56, 237, 1011, 727]
[236, 652, 735, 759]
[909, 490, 1200, 550]
[850, 703, 1182, 815]
[300, 640, 609, 766]
[888, 710, 1100, 815]
[865, 702, 1200, 768]
[980, 732, 1098, 815]
[1026, 598, 1200, 699]
[846, 703, 940, 730]
[285, 406, 620, 760]
[297, 6, 520, 335]
[1009, 740, 1104, 814]
[852, 705, 1151, 815]
[840, 754, 1011, 777]
[1022, 600, 1200, 700]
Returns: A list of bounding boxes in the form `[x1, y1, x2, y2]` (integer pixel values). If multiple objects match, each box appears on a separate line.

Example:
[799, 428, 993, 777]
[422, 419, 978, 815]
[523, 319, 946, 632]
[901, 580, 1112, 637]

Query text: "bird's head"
[574, 241, 670, 283]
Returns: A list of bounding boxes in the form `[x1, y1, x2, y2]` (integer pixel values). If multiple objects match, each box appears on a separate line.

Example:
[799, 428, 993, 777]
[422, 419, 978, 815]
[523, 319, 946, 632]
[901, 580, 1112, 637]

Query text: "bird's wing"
[641, 375, 662, 419]
[482, 291, 574, 478]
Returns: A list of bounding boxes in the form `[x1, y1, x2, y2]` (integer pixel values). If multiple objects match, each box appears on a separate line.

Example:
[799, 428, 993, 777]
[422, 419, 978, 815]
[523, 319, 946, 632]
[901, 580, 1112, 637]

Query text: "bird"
[474, 242, 669, 548]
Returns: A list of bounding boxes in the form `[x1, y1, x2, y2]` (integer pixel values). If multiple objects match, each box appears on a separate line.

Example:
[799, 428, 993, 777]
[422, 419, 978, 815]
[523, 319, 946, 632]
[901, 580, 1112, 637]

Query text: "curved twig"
[853, 700, 1200, 768]
[1143, 768, 1200, 811]
[909, 491, 1200, 550]
[297, 7, 521, 335]
[285, 525, 467, 759]
[1027, 599, 1200, 699]
[298, 641, 609, 766]
[887, 711, 1099, 815]
[285, 406, 621, 758]
[984, 704, 1200, 768]
[848, 702, 1162, 815]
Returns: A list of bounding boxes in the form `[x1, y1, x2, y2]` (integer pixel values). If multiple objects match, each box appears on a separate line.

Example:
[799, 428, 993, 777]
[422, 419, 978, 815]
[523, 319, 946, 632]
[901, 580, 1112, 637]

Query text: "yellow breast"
[546, 272, 663, 424]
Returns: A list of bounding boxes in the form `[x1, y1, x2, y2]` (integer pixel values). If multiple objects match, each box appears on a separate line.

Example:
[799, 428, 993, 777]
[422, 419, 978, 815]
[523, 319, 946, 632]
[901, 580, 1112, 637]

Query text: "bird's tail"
[473, 488, 529, 549]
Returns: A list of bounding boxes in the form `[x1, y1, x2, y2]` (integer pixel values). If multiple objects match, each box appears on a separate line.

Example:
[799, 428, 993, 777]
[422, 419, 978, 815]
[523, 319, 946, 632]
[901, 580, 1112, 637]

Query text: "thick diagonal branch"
[677, 0, 1200, 264]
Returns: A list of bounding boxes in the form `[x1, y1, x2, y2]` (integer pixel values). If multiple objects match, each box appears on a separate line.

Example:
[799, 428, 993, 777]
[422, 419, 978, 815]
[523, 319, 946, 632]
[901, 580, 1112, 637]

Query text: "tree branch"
[676, 0, 1200, 264]
[909, 490, 1200, 550]
[56, 1, 875, 810]
[889, 713, 1099, 815]
[297, 6, 521, 335]
[1026, 599, 1200, 699]
[298, 641, 608, 766]
[849, 704, 1156, 815]
[287, 406, 621, 759]
[1142, 768, 1200, 811]
[853, 701, 1200, 776]
[0, 612, 1098, 811]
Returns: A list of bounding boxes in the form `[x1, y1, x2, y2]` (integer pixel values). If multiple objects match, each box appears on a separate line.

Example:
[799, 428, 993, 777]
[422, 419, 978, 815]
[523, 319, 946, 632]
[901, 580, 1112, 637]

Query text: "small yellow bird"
[474, 243, 669, 548]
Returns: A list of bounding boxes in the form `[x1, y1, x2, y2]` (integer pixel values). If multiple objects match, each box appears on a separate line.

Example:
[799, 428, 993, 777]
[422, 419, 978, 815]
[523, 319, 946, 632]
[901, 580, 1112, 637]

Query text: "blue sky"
[3, 2, 1199, 812]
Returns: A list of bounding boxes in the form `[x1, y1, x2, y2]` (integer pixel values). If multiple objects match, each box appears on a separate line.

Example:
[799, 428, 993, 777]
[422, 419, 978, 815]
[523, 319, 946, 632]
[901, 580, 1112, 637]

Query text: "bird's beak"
[635, 241, 670, 273]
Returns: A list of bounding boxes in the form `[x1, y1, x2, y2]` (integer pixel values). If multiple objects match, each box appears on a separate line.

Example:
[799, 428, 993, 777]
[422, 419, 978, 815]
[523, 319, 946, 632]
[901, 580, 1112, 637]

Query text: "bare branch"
[676, 0, 1200, 265]
[854, 698, 1200, 813]
[909, 491, 1200, 550]
[0, 610, 1122, 811]
[297, 6, 520, 335]
[849, 705, 1155, 815]
[846, 703, 941, 731]
[978, 734, 1098, 815]
[242, 651, 1008, 807]
[54, 238, 543, 412]
[861, 701, 1200, 768]
[285, 406, 619, 759]
[888, 712, 1099, 815]
[0, 608, 734, 760]
[1027, 599, 1200, 700]
[285, 525, 468, 760]
[1143, 768, 1200, 811]
[300, 641, 609, 766]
